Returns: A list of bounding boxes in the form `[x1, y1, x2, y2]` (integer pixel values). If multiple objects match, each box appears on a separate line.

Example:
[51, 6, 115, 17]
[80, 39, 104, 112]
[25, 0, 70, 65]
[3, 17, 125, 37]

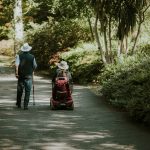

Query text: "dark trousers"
[16, 78, 32, 108]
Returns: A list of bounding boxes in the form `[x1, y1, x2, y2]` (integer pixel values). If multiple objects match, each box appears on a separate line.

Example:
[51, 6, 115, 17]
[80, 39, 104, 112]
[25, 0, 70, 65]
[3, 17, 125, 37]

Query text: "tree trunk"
[94, 13, 106, 64]
[117, 39, 124, 63]
[85, 6, 94, 41]
[103, 25, 109, 63]
[87, 16, 94, 41]
[131, 22, 141, 54]
[14, 0, 24, 55]
[124, 36, 128, 55]
[117, 39, 124, 58]
[131, 5, 150, 54]
[108, 16, 113, 63]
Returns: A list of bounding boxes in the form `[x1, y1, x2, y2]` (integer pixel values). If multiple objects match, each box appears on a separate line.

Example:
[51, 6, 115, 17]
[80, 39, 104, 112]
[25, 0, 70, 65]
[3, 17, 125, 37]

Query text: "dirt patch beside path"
[0, 55, 14, 76]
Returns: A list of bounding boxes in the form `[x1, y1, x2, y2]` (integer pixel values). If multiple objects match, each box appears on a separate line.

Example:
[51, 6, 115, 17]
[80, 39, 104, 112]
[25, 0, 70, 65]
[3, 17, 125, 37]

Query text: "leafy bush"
[100, 44, 150, 124]
[26, 19, 91, 69]
[0, 40, 14, 56]
[60, 43, 103, 83]
[0, 26, 10, 40]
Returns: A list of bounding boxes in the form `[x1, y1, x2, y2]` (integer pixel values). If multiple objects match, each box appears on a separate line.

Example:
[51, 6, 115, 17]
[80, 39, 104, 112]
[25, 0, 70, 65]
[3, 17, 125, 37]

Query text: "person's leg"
[66, 83, 72, 100]
[16, 79, 24, 108]
[52, 81, 56, 99]
[24, 78, 32, 109]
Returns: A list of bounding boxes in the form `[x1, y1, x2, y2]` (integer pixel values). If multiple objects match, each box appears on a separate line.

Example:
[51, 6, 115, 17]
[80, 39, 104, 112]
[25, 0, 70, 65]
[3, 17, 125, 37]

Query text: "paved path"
[0, 74, 150, 150]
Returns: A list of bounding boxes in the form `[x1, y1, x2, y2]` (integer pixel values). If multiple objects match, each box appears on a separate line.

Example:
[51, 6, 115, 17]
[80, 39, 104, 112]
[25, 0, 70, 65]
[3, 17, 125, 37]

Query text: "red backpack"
[55, 77, 68, 92]
[55, 69, 69, 92]
[53, 70, 71, 100]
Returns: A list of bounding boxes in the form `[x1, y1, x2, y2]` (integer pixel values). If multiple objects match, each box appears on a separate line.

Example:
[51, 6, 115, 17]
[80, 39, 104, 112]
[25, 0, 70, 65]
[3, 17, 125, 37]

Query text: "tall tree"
[24, 0, 87, 23]
[131, 1, 150, 54]
[88, 0, 150, 64]
[14, 0, 24, 55]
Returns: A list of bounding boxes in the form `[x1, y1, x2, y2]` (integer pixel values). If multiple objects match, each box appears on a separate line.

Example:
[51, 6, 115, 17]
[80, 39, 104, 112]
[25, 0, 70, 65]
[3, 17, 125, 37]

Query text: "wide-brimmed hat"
[21, 43, 32, 52]
[57, 61, 69, 70]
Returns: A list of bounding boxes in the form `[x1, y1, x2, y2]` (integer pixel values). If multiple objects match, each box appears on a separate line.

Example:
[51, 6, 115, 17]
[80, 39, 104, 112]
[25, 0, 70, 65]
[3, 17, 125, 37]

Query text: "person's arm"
[67, 71, 72, 82]
[67, 71, 73, 92]
[33, 58, 37, 70]
[15, 55, 20, 78]
[52, 70, 57, 83]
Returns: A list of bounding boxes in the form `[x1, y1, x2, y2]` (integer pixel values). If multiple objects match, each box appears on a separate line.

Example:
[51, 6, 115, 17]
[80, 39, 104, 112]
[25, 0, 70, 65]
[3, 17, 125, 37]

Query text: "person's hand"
[15, 74, 19, 78]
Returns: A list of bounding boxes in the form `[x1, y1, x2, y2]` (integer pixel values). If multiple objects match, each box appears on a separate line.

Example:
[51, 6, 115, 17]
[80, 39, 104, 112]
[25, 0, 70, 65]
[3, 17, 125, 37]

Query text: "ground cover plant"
[60, 43, 103, 83]
[100, 44, 150, 124]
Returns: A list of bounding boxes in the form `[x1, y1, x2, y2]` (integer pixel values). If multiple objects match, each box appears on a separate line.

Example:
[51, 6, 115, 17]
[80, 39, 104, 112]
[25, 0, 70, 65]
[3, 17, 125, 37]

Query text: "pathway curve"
[0, 56, 150, 150]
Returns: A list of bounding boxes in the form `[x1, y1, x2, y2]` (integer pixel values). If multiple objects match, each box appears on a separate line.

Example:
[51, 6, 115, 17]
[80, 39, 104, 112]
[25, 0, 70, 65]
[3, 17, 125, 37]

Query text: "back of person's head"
[57, 69, 67, 77]
[21, 43, 32, 52]
[57, 61, 69, 70]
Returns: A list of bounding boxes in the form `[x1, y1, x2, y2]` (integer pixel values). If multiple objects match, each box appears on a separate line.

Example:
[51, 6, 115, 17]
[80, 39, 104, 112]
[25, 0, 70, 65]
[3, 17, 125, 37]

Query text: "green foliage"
[0, 0, 13, 39]
[0, 0, 13, 25]
[89, 0, 149, 39]
[60, 43, 103, 83]
[100, 44, 150, 124]
[127, 98, 150, 123]
[0, 39, 14, 56]
[25, 0, 87, 23]
[0, 47, 13, 56]
[0, 26, 9, 40]
[27, 20, 91, 69]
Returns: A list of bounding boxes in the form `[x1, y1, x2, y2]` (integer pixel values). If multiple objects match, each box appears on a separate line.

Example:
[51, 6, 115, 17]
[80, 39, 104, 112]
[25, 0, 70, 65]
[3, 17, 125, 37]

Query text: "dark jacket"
[18, 52, 35, 78]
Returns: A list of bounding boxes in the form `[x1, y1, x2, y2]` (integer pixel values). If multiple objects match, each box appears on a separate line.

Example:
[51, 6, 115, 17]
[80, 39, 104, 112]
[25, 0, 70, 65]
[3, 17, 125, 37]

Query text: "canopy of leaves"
[88, 0, 149, 39]
[0, 0, 13, 39]
[24, 0, 87, 23]
[27, 19, 91, 68]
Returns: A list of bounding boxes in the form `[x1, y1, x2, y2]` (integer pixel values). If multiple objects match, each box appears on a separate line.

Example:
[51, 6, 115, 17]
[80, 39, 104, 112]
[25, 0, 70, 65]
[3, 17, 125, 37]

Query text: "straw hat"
[21, 43, 32, 52]
[57, 61, 69, 70]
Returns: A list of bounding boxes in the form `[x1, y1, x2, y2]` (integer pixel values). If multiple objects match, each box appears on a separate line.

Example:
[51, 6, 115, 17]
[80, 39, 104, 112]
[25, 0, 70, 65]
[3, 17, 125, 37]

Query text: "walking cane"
[32, 73, 35, 105]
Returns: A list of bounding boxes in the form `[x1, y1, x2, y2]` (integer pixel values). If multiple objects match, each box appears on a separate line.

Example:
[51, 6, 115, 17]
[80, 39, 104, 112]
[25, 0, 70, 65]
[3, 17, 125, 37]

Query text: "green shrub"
[0, 40, 14, 56]
[100, 44, 150, 124]
[0, 48, 13, 56]
[60, 43, 103, 83]
[26, 20, 91, 69]
[0, 26, 10, 40]
[127, 98, 150, 124]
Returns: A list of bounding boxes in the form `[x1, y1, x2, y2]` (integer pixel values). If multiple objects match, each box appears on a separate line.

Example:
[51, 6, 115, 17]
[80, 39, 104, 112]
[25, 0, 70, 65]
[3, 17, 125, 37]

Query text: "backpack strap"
[57, 69, 67, 77]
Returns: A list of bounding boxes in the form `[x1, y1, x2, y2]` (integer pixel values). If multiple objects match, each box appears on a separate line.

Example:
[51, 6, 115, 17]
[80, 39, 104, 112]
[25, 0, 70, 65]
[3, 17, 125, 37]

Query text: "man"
[15, 43, 37, 110]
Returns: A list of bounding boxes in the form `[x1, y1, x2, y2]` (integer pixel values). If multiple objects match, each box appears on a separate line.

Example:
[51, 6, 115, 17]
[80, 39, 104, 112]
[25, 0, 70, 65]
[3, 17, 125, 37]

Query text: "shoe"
[16, 102, 21, 108]
[24, 107, 28, 110]
[17, 105, 21, 108]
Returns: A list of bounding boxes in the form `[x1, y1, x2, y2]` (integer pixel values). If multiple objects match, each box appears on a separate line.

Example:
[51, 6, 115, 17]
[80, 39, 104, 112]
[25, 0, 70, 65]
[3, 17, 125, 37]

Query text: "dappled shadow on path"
[0, 76, 150, 150]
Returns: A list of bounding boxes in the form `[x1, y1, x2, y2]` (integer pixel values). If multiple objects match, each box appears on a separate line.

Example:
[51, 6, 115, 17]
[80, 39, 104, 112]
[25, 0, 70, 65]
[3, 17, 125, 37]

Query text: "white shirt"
[15, 54, 37, 69]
